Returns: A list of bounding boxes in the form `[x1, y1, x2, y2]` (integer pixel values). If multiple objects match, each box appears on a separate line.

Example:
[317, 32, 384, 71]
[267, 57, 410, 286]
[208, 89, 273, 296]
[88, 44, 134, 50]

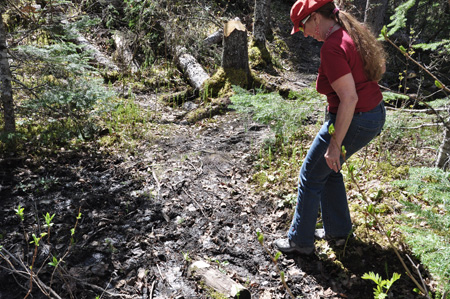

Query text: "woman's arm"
[325, 72, 358, 172]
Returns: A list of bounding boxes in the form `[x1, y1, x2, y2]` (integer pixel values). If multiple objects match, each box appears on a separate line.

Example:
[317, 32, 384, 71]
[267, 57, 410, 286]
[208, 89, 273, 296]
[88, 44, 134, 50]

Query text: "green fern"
[362, 271, 401, 299]
[386, 0, 416, 36]
[230, 86, 324, 143]
[393, 167, 450, 293]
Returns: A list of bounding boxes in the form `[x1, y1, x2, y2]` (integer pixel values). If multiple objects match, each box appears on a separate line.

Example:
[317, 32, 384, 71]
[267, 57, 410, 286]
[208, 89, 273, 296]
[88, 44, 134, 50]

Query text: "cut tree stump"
[222, 19, 251, 79]
[188, 260, 251, 299]
[112, 31, 139, 73]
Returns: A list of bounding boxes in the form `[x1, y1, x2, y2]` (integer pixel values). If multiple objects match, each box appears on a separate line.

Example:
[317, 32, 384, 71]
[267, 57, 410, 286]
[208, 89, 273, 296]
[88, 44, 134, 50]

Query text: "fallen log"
[188, 260, 251, 299]
[203, 29, 223, 46]
[62, 19, 120, 72]
[176, 47, 210, 90]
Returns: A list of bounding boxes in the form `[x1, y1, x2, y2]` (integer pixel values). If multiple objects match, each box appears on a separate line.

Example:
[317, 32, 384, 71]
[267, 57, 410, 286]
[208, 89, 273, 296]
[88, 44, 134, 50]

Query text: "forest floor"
[0, 1, 438, 298]
[0, 80, 432, 299]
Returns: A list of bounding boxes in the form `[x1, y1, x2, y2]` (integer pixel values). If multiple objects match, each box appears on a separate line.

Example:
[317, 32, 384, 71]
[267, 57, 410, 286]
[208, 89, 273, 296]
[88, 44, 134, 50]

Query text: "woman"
[275, 0, 386, 255]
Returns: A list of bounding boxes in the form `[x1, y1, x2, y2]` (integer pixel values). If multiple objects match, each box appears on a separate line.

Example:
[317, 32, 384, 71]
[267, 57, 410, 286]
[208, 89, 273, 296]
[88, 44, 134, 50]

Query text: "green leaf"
[328, 123, 335, 136]
[274, 251, 282, 262]
[435, 80, 443, 89]
[399, 45, 407, 55]
[48, 256, 60, 267]
[256, 231, 264, 245]
[379, 25, 388, 40]
[368, 204, 374, 214]
[362, 271, 382, 284]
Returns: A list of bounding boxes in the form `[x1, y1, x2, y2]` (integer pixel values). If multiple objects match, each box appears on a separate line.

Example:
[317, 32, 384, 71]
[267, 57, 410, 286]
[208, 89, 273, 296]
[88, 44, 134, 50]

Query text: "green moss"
[376, 162, 409, 180]
[249, 46, 266, 68]
[203, 67, 265, 98]
[249, 40, 272, 69]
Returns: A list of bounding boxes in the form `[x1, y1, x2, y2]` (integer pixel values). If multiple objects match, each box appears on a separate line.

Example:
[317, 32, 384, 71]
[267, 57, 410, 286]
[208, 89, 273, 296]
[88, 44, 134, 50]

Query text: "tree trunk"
[436, 121, 450, 170]
[253, 0, 270, 44]
[222, 19, 251, 87]
[252, 0, 271, 66]
[0, 11, 15, 133]
[363, 0, 389, 35]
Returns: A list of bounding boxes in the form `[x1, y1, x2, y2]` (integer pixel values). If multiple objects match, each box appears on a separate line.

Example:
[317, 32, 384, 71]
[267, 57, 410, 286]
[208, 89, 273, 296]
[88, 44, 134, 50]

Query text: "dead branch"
[386, 106, 449, 114]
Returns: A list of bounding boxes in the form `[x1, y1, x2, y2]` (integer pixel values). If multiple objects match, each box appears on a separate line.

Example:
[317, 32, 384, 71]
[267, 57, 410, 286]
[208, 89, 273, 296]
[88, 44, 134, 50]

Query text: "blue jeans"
[288, 102, 386, 246]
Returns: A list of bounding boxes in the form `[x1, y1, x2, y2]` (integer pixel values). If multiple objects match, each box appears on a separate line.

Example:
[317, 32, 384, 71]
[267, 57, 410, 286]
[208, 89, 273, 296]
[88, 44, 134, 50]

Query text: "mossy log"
[188, 260, 251, 299]
[158, 88, 195, 106]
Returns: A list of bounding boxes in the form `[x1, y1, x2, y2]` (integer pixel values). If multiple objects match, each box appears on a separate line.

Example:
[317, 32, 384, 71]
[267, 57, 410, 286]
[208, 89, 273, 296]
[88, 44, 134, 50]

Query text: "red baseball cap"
[290, 0, 333, 34]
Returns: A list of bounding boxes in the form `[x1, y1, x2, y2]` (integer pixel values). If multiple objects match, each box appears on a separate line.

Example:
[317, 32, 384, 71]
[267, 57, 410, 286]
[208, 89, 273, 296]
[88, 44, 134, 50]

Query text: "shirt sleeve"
[320, 43, 351, 85]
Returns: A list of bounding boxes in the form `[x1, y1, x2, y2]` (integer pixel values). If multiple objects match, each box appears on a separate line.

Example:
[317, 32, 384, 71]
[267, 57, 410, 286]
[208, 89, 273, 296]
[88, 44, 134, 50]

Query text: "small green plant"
[43, 212, 55, 240]
[256, 231, 294, 299]
[182, 251, 192, 262]
[25, 232, 48, 298]
[362, 271, 401, 299]
[48, 256, 60, 268]
[15, 204, 25, 221]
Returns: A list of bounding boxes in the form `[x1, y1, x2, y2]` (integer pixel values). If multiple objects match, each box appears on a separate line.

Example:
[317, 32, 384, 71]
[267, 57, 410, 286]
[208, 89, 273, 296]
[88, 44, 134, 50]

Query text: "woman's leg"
[287, 121, 335, 247]
[321, 102, 386, 237]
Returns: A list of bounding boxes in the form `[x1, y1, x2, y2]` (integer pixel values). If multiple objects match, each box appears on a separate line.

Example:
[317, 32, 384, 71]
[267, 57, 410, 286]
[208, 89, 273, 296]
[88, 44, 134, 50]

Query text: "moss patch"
[203, 67, 266, 98]
[249, 40, 272, 69]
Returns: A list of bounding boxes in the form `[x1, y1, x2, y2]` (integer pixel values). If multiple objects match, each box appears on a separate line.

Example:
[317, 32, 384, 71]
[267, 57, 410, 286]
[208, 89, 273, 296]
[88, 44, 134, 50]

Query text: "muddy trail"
[0, 85, 428, 299]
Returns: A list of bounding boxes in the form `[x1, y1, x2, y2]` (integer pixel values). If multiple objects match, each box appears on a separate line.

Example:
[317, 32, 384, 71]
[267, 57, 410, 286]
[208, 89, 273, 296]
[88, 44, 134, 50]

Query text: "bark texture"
[222, 19, 250, 78]
[0, 11, 15, 133]
[253, 0, 270, 44]
[436, 121, 450, 170]
[203, 29, 223, 46]
[364, 0, 389, 35]
[112, 31, 139, 73]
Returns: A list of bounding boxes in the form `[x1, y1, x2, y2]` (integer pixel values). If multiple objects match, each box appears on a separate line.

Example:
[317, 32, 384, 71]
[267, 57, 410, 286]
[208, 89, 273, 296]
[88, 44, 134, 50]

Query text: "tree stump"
[222, 19, 251, 87]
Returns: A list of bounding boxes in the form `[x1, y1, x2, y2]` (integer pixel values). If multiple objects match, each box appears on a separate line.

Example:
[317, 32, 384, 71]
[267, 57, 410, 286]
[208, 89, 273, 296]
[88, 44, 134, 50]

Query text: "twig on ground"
[149, 280, 156, 299]
[182, 188, 207, 217]
[406, 254, 429, 296]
